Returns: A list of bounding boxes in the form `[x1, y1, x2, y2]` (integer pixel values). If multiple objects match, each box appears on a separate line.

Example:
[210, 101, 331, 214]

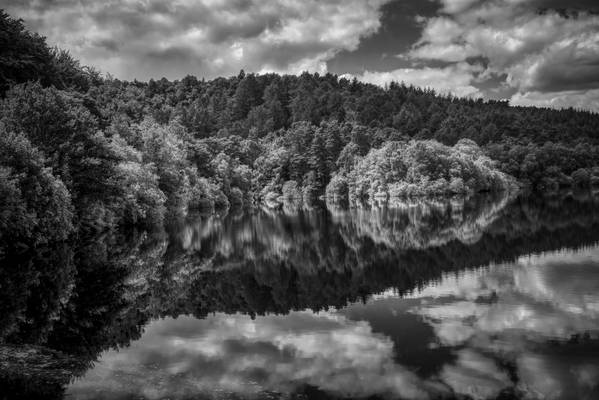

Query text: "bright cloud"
[353, 62, 484, 98]
[410, 0, 599, 110]
[3, 0, 391, 80]
[510, 89, 599, 111]
[67, 312, 429, 399]
[4, 0, 598, 109]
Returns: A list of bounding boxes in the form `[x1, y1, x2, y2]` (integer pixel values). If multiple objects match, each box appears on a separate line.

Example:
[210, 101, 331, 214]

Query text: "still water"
[1, 192, 599, 399]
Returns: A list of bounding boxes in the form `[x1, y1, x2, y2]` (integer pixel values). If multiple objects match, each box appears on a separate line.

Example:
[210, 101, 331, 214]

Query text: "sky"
[4, 0, 599, 111]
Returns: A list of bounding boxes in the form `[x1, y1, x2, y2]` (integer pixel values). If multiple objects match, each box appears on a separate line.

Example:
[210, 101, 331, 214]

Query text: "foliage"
[0, 128, 73, 249]
[1, 10, 599, 247]
[0, 11, 98, 93]
[329, 139, 515, 202]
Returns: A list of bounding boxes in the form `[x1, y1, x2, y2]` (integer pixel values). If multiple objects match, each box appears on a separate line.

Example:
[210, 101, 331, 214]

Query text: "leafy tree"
[2, 9, 599, 243]
[232, 73, 261, 121]
[0, 128, 73, 249]
[308, 131, 328, 194]
[138, 118, 192, 216]
[0, 11, 97, 93]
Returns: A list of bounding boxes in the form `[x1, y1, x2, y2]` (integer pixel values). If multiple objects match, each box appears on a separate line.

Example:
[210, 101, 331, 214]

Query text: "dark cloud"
[144, 46, 196, 61]
[396, 0, 599, 110]
[92, 38, 119, 52]
[328, 0, 441, 75]
[529, 40, 599, 92]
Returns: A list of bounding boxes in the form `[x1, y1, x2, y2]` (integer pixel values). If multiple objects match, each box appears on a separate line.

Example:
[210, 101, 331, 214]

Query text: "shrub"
[0, 130, 73, 248]
[325, 174, 349, 201]
[344, 140, 514, 202]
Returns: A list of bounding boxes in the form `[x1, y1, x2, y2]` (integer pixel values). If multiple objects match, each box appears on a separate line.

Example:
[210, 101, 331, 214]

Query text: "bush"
[344, 140, 514, 202]
[0, 130, 73, 248]
[117, 161, 166, 226]
[325, 174, 349, 201]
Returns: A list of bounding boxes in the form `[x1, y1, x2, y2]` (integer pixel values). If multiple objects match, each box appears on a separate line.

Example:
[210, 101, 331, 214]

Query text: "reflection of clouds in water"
[440, 349, 510, 400]
[68, 246, 599, 400]
[514, 253, 599, 318]
[517, 354, 565, 400]
[409, 245, 599, 399]
[68, 312, 429, 399]
[516, 355, 599, 400]
[410, 247, 599, 342]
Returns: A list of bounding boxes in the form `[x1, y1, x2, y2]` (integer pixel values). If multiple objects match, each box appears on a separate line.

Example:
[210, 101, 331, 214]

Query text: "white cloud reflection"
[68, 311, 429, 399]
[68, 245, 599, 399]
[409, 245, 599, 399]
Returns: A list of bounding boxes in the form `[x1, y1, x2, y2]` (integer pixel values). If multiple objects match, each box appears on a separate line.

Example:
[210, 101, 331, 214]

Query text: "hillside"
[1, 10, 598, 248]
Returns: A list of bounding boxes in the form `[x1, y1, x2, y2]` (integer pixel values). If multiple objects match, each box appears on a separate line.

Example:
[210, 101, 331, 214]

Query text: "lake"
[1, 192, 599, 399]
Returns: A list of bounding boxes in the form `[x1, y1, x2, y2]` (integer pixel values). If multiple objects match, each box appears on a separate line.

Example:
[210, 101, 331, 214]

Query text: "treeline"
[1, 11, 599, 248]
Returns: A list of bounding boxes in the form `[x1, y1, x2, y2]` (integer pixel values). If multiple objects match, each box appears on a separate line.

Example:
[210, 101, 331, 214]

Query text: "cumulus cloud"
[410, 0, 599, 110]
[351, 62, 484, 97]
[510, 89, 599, 111]
[4, 0, 391, 80]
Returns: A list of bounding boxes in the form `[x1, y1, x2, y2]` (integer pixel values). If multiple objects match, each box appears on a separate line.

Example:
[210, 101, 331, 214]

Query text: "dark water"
[1, 192, 599, 399]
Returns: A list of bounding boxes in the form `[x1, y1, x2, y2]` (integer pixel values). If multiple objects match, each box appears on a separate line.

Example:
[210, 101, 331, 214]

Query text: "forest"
[1, 10, 599, 250]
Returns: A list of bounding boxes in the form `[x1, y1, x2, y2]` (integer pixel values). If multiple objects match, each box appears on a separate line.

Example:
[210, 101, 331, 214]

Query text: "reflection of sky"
[67, 246, 599, 400]
[67, 312, 429, 399]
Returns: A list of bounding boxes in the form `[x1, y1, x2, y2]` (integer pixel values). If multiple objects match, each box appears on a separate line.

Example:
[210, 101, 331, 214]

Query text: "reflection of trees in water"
[0, 245, 74, 346]
[172, 192, 599, 319]
[2, 192, 599, 397]
[330, 192, 512, 250]
[0, 232, 160, 398]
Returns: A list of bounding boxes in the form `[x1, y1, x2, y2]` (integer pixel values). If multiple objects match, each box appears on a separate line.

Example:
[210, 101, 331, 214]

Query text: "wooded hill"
[1, 10, 598, 249]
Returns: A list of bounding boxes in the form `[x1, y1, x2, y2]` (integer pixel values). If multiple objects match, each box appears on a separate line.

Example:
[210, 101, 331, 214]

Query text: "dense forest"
[1, 10, 599, 250]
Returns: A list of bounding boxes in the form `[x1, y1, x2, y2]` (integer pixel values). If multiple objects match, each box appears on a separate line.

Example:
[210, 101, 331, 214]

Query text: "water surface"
[1, 193, 599, 399]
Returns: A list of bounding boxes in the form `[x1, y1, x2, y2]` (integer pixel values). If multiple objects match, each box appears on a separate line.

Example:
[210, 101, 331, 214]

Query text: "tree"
[322, 121, 343, 173]
[0, 83, 125, 230]
[308, 131, 328, 194]
[393, 102, 423, 136]
[139, 118, 192, 215]
[232, 73, 261, 121]
[0, 11, 96, 93]
[0, 129, 73, 248]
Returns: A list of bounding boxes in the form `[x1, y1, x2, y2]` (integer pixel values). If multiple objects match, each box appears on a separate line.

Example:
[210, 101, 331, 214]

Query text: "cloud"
[439, 0, 482, 14]
[4, 0, 391, 80]
[510, 89, 599, 111]
[409, 0, 599, 111]
[351, 62, 484, 97]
